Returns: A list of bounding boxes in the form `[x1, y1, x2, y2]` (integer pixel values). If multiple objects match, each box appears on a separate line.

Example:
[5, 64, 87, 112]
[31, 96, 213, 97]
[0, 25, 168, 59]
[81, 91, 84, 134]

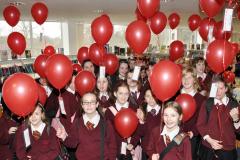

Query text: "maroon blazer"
[182, 92, 206, 136]
[146, 126, 192, 160]
[197, 101, 240, 150]
[198, 72, 213, 92]
[0, 116, 18, 160]
[15, 124, 60, 160]
[129, 90, 145, 110]
[64, 117, 117, 160]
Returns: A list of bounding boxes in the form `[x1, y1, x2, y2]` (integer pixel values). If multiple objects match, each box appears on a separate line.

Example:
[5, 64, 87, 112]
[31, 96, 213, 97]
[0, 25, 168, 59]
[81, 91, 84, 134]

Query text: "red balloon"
[89, 43, 105, 66]
[199, 0, 224, 18]
[232, 43, 239, 56]
[75, 71, 96, 96]
[168, 13, 180, 29]
[45, 54, 73, 89]
[33, 54, 48, 78]
[198, 17, 216, 42]
[38, 84, 47, 106]
[206, 39, 234, 73]
[135, 8, 147, 22]
[72, 63, 83, 73]
[103, 53, 119, 75]
[223, 71, 235, 83]
[149, 60, 182, 102]
[188, 14, 201, 31]
[137, 0, 160, 18]
[43, 45, 55, 56]
[169, 40, 184, 61]
[150, 11, 167, 35]
[91, 15, 113, 46]
[126, 20, 151, 55]
[213, 21, 232, 40]
[114, 108, 138, 138]
[175, 94, 196, 122]
[3, 5, 20, 27]
[7, 32, 26, 55]
[2, 73, 38, 117]
[77, 47, 89, 64]
[31, 2, 48, 25]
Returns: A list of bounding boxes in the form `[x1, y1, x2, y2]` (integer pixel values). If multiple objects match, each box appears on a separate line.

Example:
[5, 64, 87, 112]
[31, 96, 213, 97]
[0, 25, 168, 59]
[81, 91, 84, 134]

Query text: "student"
[96, 76, 114, 114]
[57, 92, 117, 160]
[193, 57, 213, 96]
[110, 60, 129, 87]
[127, 71, 145, 109]
[181, 67, 206, 159]
[105, 81, 142, 160]
[82, 60, 97, 76]
[15, 103, 60, 160]
[146, 101, 192, 160]
[141, 89, 162, 160]
[197, 78, 240, 160]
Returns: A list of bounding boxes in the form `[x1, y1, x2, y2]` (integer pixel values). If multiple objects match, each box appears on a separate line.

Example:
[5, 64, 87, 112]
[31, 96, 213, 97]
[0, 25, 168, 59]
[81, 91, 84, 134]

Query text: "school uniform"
[105, 102, 139, 160]
[0, 115, 19, 160]
[63, 113, 117, 160]
[15, 122, 60, 160]
[181, 89, 206, 159]
[197, 72, 213, 93]
[129, 87, 145, 110]
[197, 96, 239, 160]
[146, 126, 192, 160]
[141, 104, 162, 160]
[98, 92, 114, 109]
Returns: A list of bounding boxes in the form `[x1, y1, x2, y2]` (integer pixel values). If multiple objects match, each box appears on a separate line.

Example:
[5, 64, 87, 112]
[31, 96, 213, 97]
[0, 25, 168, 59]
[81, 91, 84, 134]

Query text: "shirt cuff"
[203, 135, 210, 141]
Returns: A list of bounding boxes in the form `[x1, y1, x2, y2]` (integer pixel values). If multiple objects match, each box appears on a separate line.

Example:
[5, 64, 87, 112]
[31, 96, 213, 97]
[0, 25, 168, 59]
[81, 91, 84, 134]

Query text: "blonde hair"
[182, 67, 200, 91]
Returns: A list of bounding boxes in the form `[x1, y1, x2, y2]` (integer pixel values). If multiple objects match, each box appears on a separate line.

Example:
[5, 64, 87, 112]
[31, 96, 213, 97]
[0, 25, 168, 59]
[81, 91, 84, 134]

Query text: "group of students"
[0, 56, 240, 160]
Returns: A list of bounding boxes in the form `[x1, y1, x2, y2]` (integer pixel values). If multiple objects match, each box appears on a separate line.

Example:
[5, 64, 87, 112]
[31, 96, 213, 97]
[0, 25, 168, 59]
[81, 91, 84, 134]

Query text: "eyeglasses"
[82, 101, 97, 105]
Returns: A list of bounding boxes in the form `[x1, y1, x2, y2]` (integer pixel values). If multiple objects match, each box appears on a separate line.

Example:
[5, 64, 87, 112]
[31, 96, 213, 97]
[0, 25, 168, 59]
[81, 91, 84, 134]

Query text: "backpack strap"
[100, 118, 106, 160]
[109, 106, 118, 116]
[159, 132, 187, 160]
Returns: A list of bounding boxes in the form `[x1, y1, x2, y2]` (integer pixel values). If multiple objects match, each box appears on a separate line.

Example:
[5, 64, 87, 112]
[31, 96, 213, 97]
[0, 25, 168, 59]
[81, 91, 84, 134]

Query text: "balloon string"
[156, 35, 161, 52]
[223, 38, 226, 71]
[159, 102, 164, 134]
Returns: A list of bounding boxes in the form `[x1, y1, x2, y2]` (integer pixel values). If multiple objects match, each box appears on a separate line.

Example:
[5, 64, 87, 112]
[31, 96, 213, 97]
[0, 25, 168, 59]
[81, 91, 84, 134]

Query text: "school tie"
[150, 109, 156, 116]
[86, 121, 94, 130]
[132, 91, 138, 100]
[32, 130, 41, 140]
[165, 135, 171, 146]
[101, 95, 107, 103]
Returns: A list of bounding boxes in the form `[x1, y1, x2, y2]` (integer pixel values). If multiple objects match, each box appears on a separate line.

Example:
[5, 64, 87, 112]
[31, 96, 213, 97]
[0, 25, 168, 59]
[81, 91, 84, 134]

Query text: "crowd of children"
[0, 55, 240, 160]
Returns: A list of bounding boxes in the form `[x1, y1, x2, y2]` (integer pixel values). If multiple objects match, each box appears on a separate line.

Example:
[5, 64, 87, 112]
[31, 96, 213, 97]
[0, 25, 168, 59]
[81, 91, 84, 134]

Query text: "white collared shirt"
[214, 96, 229, 106]
[31, 122, 46, 135]
[66, 87, 75, 95]
[43, 85, 52, 97]
[181, 89, 197, 97]
[197, 73, 207, 80]
[147, 104, 161, 115]
[161, 126, 180, 141]
[83, 112, 100, 128]
[99, 92, 109, 99]
[115, 102, 129, 111]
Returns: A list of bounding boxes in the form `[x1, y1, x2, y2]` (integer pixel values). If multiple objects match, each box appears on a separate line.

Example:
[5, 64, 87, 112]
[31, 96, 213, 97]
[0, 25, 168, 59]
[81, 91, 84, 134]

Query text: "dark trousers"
[191, 135, 201, 160]
[199, 144, 237, 160]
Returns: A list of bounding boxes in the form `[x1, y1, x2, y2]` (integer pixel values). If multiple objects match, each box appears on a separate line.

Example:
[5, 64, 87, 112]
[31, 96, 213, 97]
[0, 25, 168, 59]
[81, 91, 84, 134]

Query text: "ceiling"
[0, 0, 201, 24]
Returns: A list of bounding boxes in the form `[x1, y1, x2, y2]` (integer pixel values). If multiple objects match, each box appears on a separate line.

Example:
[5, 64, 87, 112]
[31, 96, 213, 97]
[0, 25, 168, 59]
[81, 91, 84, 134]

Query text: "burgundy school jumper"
[146, 126, 192, 160]
[63, 117, 117, 160]
[15, 125, 60, 160]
